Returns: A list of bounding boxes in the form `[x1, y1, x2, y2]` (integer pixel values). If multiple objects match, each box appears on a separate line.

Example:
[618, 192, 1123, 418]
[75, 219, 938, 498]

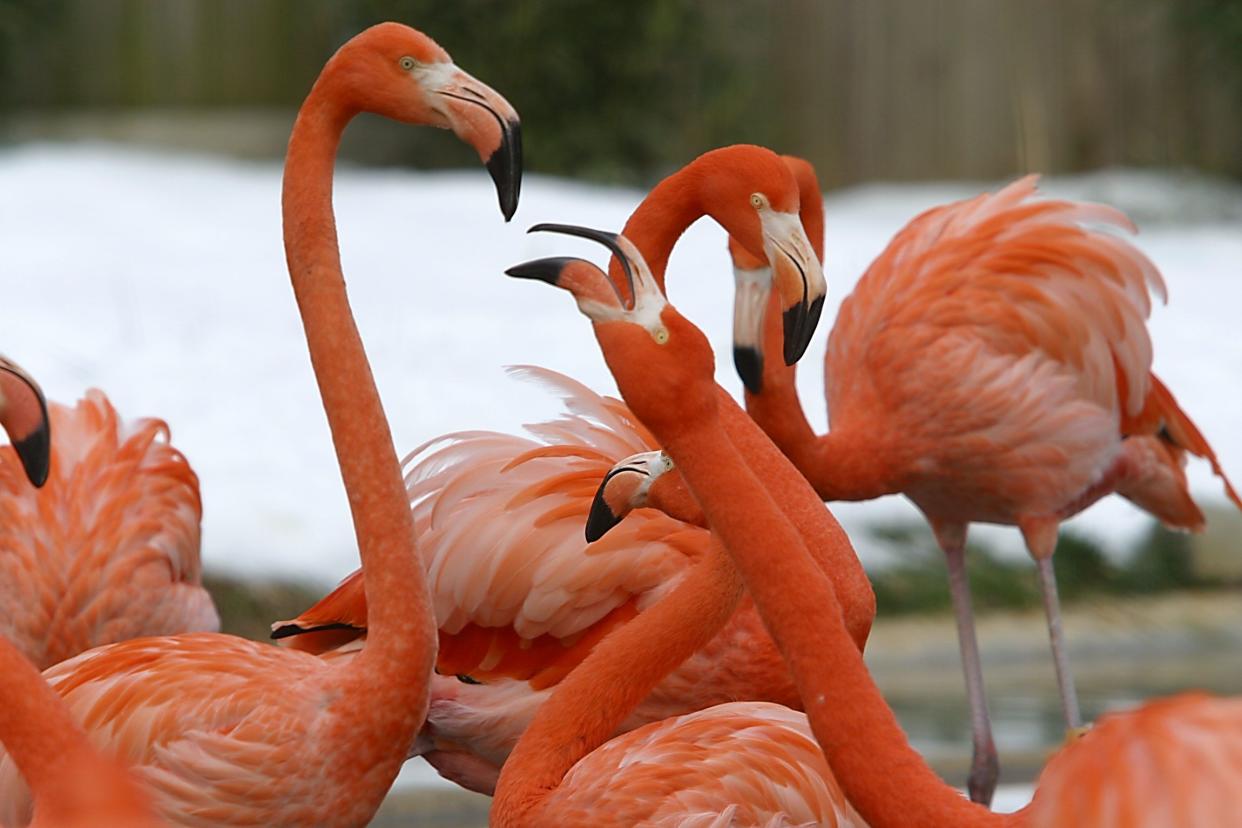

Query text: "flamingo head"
[584, 449, 674, 542]
[325, 22, 522, 220]
[725, 153, 826, 393]
[506, 223, 719, 440]
[0, 357, 50, 487]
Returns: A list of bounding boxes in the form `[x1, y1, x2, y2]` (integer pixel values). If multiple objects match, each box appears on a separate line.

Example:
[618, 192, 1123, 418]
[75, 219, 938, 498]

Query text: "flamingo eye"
[399, 56, 417, 71]
[750, 193, 767, 210]
[652, 327, 670, 345]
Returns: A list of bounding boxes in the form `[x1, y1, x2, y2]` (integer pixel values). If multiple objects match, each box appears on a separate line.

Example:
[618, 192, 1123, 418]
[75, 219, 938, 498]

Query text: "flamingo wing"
[825, 177, 1174, 517]
[276, 367, 706, 689]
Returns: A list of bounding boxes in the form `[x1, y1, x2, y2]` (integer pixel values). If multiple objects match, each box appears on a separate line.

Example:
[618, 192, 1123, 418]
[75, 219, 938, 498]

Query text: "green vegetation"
[204, 572, 326, 643]
[868, 520, 1213, 617]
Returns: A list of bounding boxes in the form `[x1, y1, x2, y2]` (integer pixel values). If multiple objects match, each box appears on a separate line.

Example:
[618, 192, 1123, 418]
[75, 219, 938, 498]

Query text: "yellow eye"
[653, 328, 670, 345]
[750, 193, 765, 209]
[399, 56, 417, 71]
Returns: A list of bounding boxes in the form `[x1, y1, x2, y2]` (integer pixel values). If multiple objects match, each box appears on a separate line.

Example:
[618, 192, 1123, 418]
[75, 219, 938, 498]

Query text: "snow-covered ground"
[2, 143, 1239, 583]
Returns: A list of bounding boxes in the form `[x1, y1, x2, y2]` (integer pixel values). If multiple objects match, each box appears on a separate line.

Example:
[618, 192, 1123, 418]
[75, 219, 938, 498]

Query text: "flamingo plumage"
[0, 22, 521, 826]
[530, 223, 1242, 828]
[0, 391, 218, 670]
[491, 229, 865, 826]
[275, 367, 850, 796]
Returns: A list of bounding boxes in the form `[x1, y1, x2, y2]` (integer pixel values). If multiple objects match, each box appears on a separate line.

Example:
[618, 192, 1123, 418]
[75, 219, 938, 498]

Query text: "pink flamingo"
[0, 22, 520, 825]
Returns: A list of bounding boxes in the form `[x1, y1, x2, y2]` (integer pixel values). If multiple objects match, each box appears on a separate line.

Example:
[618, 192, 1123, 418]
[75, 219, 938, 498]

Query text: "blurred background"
[1, 1, 1240, 824]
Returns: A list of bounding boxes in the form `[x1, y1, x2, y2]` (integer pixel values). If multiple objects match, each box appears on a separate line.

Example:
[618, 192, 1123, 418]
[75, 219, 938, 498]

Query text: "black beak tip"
[585, 493, 623, 543]
[486, 119, 522, 222]
[733, 345, 764, 395]
[781, 294, 824, 366]
[12, 419, 50, 488]
[505, 257, 576, 285]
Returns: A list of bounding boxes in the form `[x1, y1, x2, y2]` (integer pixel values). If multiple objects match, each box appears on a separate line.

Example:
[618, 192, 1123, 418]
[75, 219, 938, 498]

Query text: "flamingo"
[489, 227, 865, 826]
[0, 22, 521, 826]
[604, 167, 1241, 804]
[522, 224, 1242, 827]
[0, 390, 218, 670]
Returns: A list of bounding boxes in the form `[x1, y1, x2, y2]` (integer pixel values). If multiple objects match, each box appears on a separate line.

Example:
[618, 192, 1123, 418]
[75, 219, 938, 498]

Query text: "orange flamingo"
[490, 227, 865, 826]
[742, 173, 1241, 804]
[523, 224, 1242, 827]
[0, 390, 218, 670]
[0, 22, 520, 825]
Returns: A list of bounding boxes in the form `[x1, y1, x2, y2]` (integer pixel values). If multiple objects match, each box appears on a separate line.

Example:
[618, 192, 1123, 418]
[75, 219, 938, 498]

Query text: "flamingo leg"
[935, 524, 998, 807]
[1034, 555, 1083, 731]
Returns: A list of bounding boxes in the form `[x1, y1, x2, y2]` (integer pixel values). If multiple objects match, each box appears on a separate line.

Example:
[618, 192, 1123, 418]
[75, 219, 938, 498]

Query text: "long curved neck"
[662, 413, 1018, 828]
[743, 320, 898, 503]
[613, 166, 703, 293]
[492, 537, 744, 827]
[282, 82, 434, 717]
[715, 387, 874, 649]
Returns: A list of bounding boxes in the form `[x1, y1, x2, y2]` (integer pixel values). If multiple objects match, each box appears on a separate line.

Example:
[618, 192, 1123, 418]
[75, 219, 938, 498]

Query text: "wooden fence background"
[2, 0, 1238, 185]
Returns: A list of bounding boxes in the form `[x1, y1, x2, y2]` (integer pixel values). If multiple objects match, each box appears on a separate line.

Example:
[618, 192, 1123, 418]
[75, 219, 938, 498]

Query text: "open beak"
[434, 67, 522, 221]
[760, 210, 826, 365]
[0, 357, 50, 487]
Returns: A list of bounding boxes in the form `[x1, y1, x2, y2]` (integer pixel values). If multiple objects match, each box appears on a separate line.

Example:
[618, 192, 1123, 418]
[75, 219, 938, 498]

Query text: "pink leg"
[1034, 555, 1083, 730]
[1020, 517, 1083, 732]
[934, 522, 998, 807]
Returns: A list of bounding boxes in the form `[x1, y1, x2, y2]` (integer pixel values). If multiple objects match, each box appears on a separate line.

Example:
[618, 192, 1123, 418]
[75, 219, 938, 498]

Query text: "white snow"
[1, 143, 1239, 583]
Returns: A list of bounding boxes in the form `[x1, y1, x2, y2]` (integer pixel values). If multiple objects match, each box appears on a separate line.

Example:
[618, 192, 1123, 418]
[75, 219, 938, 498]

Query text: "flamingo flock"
[0, 17, 1238, 828]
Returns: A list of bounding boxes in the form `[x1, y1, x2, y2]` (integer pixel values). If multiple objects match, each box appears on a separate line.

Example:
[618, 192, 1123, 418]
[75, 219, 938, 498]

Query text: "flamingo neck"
[661, 415, 1016, 828]
[0, 638, 96, 800]
[281, 83, 433, 721]
[615, 168, 704, 292]
[714, 387, 875, 649]
[491, 537, 744, 827]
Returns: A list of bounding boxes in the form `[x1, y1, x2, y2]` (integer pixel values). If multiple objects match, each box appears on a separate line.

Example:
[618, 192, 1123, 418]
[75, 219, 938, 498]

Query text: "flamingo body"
[0, 391, 217, 670]
[544, 702, 864, 828]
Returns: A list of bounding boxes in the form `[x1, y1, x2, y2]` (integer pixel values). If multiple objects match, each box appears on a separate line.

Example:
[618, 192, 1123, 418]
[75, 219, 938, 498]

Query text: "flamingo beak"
[434, 67, 522, 221]
[585, 450, 670, 542]
[761, 210, 826, 365]
[731, 264, 772, 394]
[0, 358, 50, 488]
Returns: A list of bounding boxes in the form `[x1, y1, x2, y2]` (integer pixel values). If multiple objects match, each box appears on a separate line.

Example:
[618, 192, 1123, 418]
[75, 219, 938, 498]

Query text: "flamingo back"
[0, 391, 218, 670]
[1028, 693, 1242, 827]
[545, 702, 866, 827]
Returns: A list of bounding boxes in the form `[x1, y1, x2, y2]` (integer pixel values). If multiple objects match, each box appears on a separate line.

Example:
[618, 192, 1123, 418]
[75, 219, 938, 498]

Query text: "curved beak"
[585, 450, 669, 542]
[761, 210, 826, 365]
[0, 358, 50, 487]
[434, 66, 522, 221]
